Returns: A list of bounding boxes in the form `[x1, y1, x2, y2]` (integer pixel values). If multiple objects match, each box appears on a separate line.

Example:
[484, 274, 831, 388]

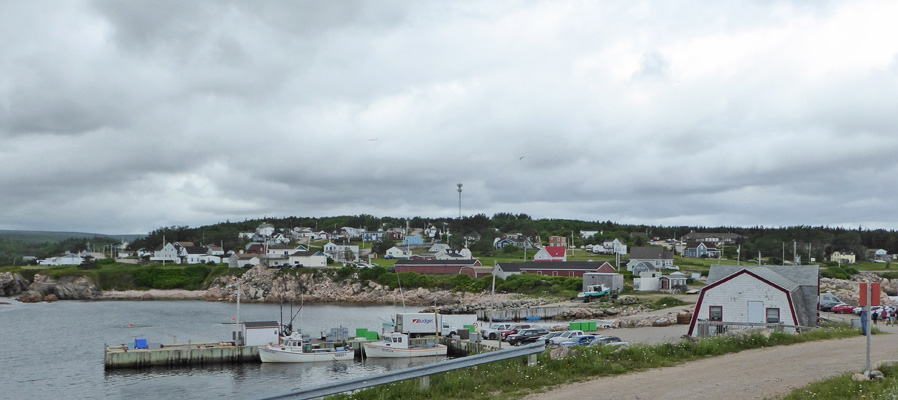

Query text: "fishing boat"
[362, 332, 448, 358]
[259, 333, 354, 363]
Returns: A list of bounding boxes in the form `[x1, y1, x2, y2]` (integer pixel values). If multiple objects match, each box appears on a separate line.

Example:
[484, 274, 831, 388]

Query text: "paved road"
[523, 324, 898, 400]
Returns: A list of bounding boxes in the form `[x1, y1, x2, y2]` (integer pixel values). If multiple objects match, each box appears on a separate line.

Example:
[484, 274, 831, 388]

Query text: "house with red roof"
[533, 246, 566, 262]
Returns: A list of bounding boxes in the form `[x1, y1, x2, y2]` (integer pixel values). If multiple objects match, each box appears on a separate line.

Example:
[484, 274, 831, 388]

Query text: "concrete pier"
[104, 343, 259, 369]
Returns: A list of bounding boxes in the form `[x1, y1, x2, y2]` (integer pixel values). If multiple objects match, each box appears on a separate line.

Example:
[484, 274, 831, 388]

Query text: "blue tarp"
[135, 338, 148, 349]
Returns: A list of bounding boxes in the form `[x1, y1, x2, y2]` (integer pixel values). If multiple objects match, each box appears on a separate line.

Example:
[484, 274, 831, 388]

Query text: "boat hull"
[259, 347, 354, 363]
[362, 343, 448, 358]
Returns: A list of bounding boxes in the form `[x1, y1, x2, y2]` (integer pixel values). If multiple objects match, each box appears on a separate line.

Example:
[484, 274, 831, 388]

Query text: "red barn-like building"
[393, 259, 489, 278]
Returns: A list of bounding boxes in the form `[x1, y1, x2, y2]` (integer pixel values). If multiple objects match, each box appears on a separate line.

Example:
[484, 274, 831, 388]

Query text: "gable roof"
[543, 247, 566, 257]
[630, 246, 673, 260]
[498, 261, 613, 273]
[394, 259, 482, 267]
[703, 264, 819, 328]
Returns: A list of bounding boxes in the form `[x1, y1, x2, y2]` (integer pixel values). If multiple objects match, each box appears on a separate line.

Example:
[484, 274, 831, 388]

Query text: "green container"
[569, 322, 581, 331]
[464, 325, 475, 333]
[366, 332, 379, 341]
[355, 328, 369, 338]
[587, 321, 597, 331]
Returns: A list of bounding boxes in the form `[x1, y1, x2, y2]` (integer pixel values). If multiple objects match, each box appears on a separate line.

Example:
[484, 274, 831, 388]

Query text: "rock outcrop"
[19, 274, 99, 302]
[0, 272, 30, 296]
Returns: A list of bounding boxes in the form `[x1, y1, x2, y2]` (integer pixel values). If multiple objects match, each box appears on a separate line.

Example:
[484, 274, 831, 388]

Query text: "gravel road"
[524, 325, 898, 400]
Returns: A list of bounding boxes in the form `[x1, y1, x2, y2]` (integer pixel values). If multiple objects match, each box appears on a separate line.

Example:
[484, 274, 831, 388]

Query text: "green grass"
[330, 325, 860, 400]
[646, 296, 691, 310]
[781, 363, 898, 400]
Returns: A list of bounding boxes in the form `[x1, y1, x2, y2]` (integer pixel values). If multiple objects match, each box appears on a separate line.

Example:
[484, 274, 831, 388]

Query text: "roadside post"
[860, 282, 881, 376]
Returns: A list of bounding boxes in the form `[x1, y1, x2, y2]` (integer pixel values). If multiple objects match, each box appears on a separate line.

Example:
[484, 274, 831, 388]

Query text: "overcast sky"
[2, 0, 897, 234]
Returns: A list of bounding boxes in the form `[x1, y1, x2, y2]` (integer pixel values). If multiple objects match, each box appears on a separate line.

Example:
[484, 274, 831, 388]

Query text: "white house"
[323, 242, 360, 263]
[385, 246, 410, 259]
[580, 230, 599, 239]
[688, 265, 819, 337]
[288, 251, 327, 268]
[633, 270, 661, 292]
[424, 225, 440, 238]
[38, 253, 84, 266]
[151, 242, 182, 263]
[626, 247, 674, 271]
[533, 246, 567, 262]
[593, 239, 627, 255]
[256, 223, 275, 237]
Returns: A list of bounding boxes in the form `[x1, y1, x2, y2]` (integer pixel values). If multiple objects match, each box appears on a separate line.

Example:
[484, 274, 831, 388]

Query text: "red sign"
[859, 282, 882, 306]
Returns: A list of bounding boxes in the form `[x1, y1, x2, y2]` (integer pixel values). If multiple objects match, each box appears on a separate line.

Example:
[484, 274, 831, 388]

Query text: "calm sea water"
[0, 298, 476, 399]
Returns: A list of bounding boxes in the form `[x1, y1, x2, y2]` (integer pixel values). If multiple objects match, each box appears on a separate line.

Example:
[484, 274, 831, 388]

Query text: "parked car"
[541, 331, 565, 344]
[549, 330, 587, 345]
[506, 328, 550, 346]
[481, 323, 514, 340]
[561, 335, 597, 347]
[831, 304, 855, 314]
[594, 336, 629, 348]
[500, 324, 533, 341]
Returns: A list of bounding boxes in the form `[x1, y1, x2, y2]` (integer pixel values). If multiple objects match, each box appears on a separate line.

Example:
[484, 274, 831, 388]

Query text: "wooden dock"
[104, 342, 259, 369]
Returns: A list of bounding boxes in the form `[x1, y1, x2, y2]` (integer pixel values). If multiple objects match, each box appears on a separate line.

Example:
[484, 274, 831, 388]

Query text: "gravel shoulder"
[524, 324, 898, 400]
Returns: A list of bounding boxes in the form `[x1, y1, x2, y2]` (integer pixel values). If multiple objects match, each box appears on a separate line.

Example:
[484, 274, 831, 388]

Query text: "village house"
[287, 251, 327, 268]
[592, 238, 627, 255]
[683, 242, 721, 259]
[37, 253, 84, 266]
[829, 251, 856, 264]
[582, 264, 624, 293]
[228, 253, 261, 269]
[688, 264, 819, 337]
[323, 242, 360, 263]
[679, 231, 742, 244]
[493, 234, 538, 250]
[626, 246, 675, 271]
[580, 230, 599, 239]
[659, 272, 688, 293]
[402, 235, 424, 246]
[533, 246, 567, 262]
[548, 236, 567, 248]
[385, 246, 410, 259]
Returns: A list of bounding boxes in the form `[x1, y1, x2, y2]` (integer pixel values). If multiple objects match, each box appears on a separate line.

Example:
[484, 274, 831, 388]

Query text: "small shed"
[242, 321, 280, 346]
[660, 272, 688, 293]
[582, 272, 624, 293]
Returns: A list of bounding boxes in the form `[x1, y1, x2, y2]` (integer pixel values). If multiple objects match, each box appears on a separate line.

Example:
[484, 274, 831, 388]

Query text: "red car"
[499, 324, 533, 340]
[831, 304, 854, 314]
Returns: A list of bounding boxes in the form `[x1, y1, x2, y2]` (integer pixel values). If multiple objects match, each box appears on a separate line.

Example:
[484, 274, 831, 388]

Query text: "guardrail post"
[527, 353, 537, 367]
[419, 375, 430, 390]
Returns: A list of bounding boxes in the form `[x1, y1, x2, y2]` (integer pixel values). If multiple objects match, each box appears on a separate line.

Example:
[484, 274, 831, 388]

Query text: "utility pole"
[457, 183, 463, 219]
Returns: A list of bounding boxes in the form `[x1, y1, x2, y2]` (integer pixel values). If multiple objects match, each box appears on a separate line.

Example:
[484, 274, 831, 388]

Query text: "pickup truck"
[506, 328, 550, 346]
[499, 324, 534, 341]
[481, 323, 514, 340]
[577, 284, 619, 303]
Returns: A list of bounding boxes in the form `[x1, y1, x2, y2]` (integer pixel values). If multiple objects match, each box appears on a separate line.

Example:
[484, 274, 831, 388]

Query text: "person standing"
[873, 308, 880, 325]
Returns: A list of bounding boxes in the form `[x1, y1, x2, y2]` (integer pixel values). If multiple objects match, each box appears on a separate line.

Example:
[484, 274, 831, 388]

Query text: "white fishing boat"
[362, 332, 448, 358]
[259, 333, 354, 363]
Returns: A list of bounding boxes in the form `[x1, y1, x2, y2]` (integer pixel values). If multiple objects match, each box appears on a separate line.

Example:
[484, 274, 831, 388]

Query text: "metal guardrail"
[259, 342, 546, 400]
[695, 321, 818, 338]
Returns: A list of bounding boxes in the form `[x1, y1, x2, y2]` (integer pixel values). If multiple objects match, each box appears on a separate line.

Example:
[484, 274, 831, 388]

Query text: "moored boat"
[259, 333, 354, 363]
[362, 332, 448, 358]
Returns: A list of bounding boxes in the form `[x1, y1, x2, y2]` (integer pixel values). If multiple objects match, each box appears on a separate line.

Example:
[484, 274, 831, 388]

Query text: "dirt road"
[524, 325, 898, 400]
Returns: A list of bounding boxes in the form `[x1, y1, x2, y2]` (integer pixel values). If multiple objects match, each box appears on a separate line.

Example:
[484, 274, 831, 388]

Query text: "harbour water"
[0, 298, 476, 399]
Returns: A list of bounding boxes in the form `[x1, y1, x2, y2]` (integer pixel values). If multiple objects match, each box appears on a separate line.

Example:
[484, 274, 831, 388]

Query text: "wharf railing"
[694, 321, 818, 338]
[258, 342, 546, 400]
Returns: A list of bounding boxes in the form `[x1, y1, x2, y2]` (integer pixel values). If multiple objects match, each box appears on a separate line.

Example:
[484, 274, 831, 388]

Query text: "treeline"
[0, 236, 120, 266]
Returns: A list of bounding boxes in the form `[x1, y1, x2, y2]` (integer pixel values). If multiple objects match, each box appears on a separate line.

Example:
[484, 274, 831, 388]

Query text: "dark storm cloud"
[1, 0, 898, 233]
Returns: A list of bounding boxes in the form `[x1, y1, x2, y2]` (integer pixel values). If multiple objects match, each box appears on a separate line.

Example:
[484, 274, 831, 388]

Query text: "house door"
[747, 301, 764, 323]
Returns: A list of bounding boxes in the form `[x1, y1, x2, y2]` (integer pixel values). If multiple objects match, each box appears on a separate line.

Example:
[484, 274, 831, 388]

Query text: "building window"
[766, 308, 780, 323]
[709, 306, 723, 321]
